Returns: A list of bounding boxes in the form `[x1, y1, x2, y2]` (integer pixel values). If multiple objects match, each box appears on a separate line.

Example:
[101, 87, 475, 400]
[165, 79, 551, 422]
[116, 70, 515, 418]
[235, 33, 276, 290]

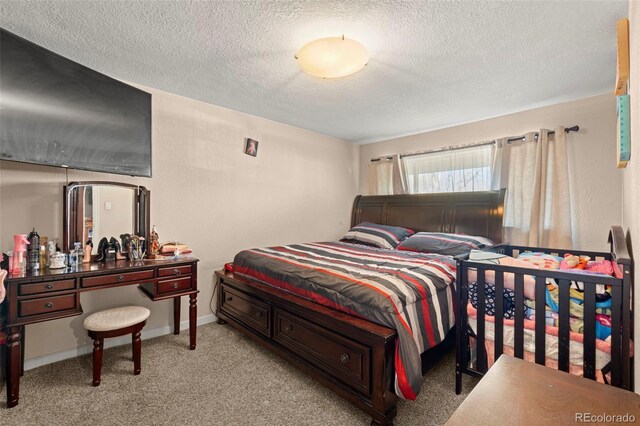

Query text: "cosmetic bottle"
[11, 234, 29, 274]
[39, 245, 48, 269]
[74, 242, 83, 265]
[68, 242, 80, 269]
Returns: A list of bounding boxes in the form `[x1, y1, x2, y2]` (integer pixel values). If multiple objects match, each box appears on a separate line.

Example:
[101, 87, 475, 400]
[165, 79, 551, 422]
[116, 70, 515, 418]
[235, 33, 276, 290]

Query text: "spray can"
[27, 228, 40, 271]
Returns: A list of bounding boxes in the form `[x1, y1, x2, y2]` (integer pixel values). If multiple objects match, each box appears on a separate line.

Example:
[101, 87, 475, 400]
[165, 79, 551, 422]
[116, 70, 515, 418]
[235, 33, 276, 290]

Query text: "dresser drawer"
[19, 294, 78, 317]
[19, 279, 75, 296]
[157, 276, 192, 294]
[273, 308, 370, 394]
[158, 265, 192, 278]
[82, 270, 155, 288]
[220, 285, 270, 337]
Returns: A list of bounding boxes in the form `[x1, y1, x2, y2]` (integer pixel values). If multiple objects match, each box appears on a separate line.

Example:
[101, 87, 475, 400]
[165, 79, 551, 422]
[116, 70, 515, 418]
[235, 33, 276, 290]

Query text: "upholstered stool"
[83, 306, 150, 386]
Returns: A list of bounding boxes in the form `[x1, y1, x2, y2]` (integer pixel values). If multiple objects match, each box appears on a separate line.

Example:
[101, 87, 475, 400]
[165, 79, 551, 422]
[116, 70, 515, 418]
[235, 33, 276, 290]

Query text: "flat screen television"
[0, 29, 152, 177]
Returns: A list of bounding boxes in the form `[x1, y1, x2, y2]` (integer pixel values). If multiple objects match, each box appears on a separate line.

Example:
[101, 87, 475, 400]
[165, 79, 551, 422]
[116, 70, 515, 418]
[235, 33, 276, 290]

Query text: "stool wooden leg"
[132, 331, 142, 375]
[92, 338, 103, 386]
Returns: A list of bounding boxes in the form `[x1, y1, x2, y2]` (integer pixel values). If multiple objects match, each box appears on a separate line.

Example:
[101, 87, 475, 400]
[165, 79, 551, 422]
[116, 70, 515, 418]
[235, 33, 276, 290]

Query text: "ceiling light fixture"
[295, 35, 368, 79]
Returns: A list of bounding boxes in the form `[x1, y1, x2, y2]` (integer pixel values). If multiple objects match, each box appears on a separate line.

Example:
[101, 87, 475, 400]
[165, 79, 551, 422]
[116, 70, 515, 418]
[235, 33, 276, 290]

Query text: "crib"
[455, 226, 633, 393]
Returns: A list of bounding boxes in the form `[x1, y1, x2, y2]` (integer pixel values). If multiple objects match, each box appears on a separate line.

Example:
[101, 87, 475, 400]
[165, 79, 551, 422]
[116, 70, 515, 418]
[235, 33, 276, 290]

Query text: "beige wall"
[0, 85, 359, 362]
[623, 1, 639, 392]
[359, 94, 622, 251]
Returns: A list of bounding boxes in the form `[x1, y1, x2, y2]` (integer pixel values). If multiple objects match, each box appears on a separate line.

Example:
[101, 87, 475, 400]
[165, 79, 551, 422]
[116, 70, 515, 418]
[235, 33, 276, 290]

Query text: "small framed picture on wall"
[244, 138, 259, 157]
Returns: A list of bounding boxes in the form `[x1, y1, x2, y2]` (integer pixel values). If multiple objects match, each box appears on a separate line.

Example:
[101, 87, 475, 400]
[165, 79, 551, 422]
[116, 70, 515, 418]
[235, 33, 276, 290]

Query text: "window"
[402, 144, 494, 194]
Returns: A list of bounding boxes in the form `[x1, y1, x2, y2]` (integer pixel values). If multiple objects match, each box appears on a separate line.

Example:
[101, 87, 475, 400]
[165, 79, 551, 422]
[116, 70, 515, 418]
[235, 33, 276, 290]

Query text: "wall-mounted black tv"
[0, 29, 152, 177]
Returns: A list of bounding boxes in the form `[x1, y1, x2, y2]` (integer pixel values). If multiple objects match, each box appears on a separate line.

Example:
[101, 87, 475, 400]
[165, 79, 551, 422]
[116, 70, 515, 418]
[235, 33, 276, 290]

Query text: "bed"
[456, 227, 633, 394]
[215, 190, 505, 425]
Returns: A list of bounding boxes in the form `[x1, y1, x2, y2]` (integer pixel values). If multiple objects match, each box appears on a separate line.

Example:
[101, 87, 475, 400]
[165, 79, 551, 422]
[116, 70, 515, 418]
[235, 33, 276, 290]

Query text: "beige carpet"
[1, 323, 478, 425]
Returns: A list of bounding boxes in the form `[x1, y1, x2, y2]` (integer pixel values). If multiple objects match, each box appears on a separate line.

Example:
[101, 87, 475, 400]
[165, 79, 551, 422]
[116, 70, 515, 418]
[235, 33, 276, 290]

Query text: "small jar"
[49, 253, 67, 269]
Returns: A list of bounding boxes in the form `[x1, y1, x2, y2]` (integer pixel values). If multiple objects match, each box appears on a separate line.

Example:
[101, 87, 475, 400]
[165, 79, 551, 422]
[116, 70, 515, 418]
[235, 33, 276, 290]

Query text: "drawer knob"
[256, 311, 264, 318]
[171, 282, 179, 289]
[226, 296, 233, 302]
[340, 353, 350, 364]
[284, 325, 292, 333]
[173, 269, 182, 276]
[117, 275, 125, 282]
[45, 284, 54, 290]
[44, 302, 54, 309]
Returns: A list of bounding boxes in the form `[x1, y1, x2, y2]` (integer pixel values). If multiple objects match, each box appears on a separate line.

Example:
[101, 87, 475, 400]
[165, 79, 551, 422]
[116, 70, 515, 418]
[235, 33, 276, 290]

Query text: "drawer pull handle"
[171, 282, 179, 289]
[256, 311, 264, 318]
[340, 353, 350, 364]
[44, 302, 54, 309]
[284, 325, 292, 333]
[173, 269, 182, 276]
[117, 275, 125, 282]
[226, 296, 233, 302]
[45, 284, 54, 290]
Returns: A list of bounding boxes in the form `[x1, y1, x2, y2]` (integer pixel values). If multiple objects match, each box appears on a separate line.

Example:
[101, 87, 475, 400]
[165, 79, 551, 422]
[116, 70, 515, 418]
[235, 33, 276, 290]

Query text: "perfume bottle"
[74, 242, 83, 265]
[68, 242, 82, 269]
[39, 245, 48, 269]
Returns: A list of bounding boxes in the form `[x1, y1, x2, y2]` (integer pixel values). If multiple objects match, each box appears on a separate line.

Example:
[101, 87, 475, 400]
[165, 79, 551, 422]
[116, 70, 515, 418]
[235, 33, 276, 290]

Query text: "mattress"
[233, 241, 457, 400]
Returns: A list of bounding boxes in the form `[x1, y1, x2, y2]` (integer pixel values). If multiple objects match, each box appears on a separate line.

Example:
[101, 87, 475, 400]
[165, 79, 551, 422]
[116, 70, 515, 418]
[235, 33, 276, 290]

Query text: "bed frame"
[456, 226, 633, 393]
[215, 190, 505, 425]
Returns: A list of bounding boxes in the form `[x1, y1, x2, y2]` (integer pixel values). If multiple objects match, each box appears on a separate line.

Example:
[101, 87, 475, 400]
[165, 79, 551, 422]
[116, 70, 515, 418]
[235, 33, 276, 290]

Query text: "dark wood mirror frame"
[63, 181, 150, 254]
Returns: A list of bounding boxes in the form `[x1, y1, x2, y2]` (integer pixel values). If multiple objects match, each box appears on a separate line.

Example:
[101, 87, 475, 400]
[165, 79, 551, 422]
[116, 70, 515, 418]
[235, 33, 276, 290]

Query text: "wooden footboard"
[215, 270, 398, 426]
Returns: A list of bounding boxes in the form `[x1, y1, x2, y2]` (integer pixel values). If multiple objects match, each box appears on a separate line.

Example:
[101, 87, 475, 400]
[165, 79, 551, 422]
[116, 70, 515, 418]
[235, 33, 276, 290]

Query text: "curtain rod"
[371, 125, 579, 162]
[505, 125, 579, 143]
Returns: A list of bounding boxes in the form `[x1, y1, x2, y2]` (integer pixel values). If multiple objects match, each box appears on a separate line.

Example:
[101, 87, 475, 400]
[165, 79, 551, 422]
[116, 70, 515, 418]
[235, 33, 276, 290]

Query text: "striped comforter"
[233, 241, 457, 400]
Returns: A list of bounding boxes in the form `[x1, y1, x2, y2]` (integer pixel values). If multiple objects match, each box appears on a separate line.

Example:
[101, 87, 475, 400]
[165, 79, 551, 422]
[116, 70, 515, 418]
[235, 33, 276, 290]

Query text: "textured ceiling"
[0, 0, 628, 143]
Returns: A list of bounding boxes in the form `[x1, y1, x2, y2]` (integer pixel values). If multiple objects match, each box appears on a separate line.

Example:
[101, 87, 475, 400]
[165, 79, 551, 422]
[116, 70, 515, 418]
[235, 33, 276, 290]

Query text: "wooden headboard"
[351, 190, 506, 243]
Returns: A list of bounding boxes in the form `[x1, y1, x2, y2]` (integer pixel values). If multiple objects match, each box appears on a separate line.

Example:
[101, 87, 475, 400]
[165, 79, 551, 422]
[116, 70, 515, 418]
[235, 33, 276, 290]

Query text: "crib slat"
[495, 271, 504, 360]
[477, 268, 487, 373]
[622, 270, 631, 390]
[611, 285, 622, 387]
[456, 262, 467, 394]
[534, 275, 546, 365]
[558, 279, 570, 372]
[514, 274, 524, 359]
[583, 284, 596, 380]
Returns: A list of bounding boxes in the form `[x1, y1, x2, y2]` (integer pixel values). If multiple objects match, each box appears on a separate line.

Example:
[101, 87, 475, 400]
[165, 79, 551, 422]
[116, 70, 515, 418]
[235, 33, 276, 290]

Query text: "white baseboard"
[23, 314, 218, 371]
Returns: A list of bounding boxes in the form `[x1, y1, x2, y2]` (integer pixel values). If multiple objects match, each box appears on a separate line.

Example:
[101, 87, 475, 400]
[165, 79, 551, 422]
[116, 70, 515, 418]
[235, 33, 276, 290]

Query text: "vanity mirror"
[63, 182, 150, 256]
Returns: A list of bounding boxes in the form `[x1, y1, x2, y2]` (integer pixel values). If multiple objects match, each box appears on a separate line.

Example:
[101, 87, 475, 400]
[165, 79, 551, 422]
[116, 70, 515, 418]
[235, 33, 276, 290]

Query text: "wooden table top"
[447, 355, 640, 426]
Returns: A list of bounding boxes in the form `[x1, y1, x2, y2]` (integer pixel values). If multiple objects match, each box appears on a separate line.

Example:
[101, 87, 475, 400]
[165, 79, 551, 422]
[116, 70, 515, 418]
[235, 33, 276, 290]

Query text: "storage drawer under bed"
[219, 285, 270, 337]
[273, 308, 371, 394]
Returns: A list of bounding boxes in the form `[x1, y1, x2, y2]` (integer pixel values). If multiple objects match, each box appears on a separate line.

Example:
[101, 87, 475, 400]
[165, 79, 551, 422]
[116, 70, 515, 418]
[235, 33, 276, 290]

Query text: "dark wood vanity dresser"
[2, 181, 199, 408]
[2, 258, 199, 408]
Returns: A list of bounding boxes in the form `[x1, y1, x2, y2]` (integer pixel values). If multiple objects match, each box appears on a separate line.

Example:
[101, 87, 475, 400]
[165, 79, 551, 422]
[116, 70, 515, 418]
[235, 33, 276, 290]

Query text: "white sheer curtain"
[402, 144, 494, 194]
[367, 155, 406, 195]
[492, 128, 572, 248]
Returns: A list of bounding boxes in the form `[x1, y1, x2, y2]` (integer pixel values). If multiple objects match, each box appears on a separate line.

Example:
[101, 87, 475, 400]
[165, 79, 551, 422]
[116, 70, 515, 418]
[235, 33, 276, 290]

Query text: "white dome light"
[295, 36, 368, 79]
